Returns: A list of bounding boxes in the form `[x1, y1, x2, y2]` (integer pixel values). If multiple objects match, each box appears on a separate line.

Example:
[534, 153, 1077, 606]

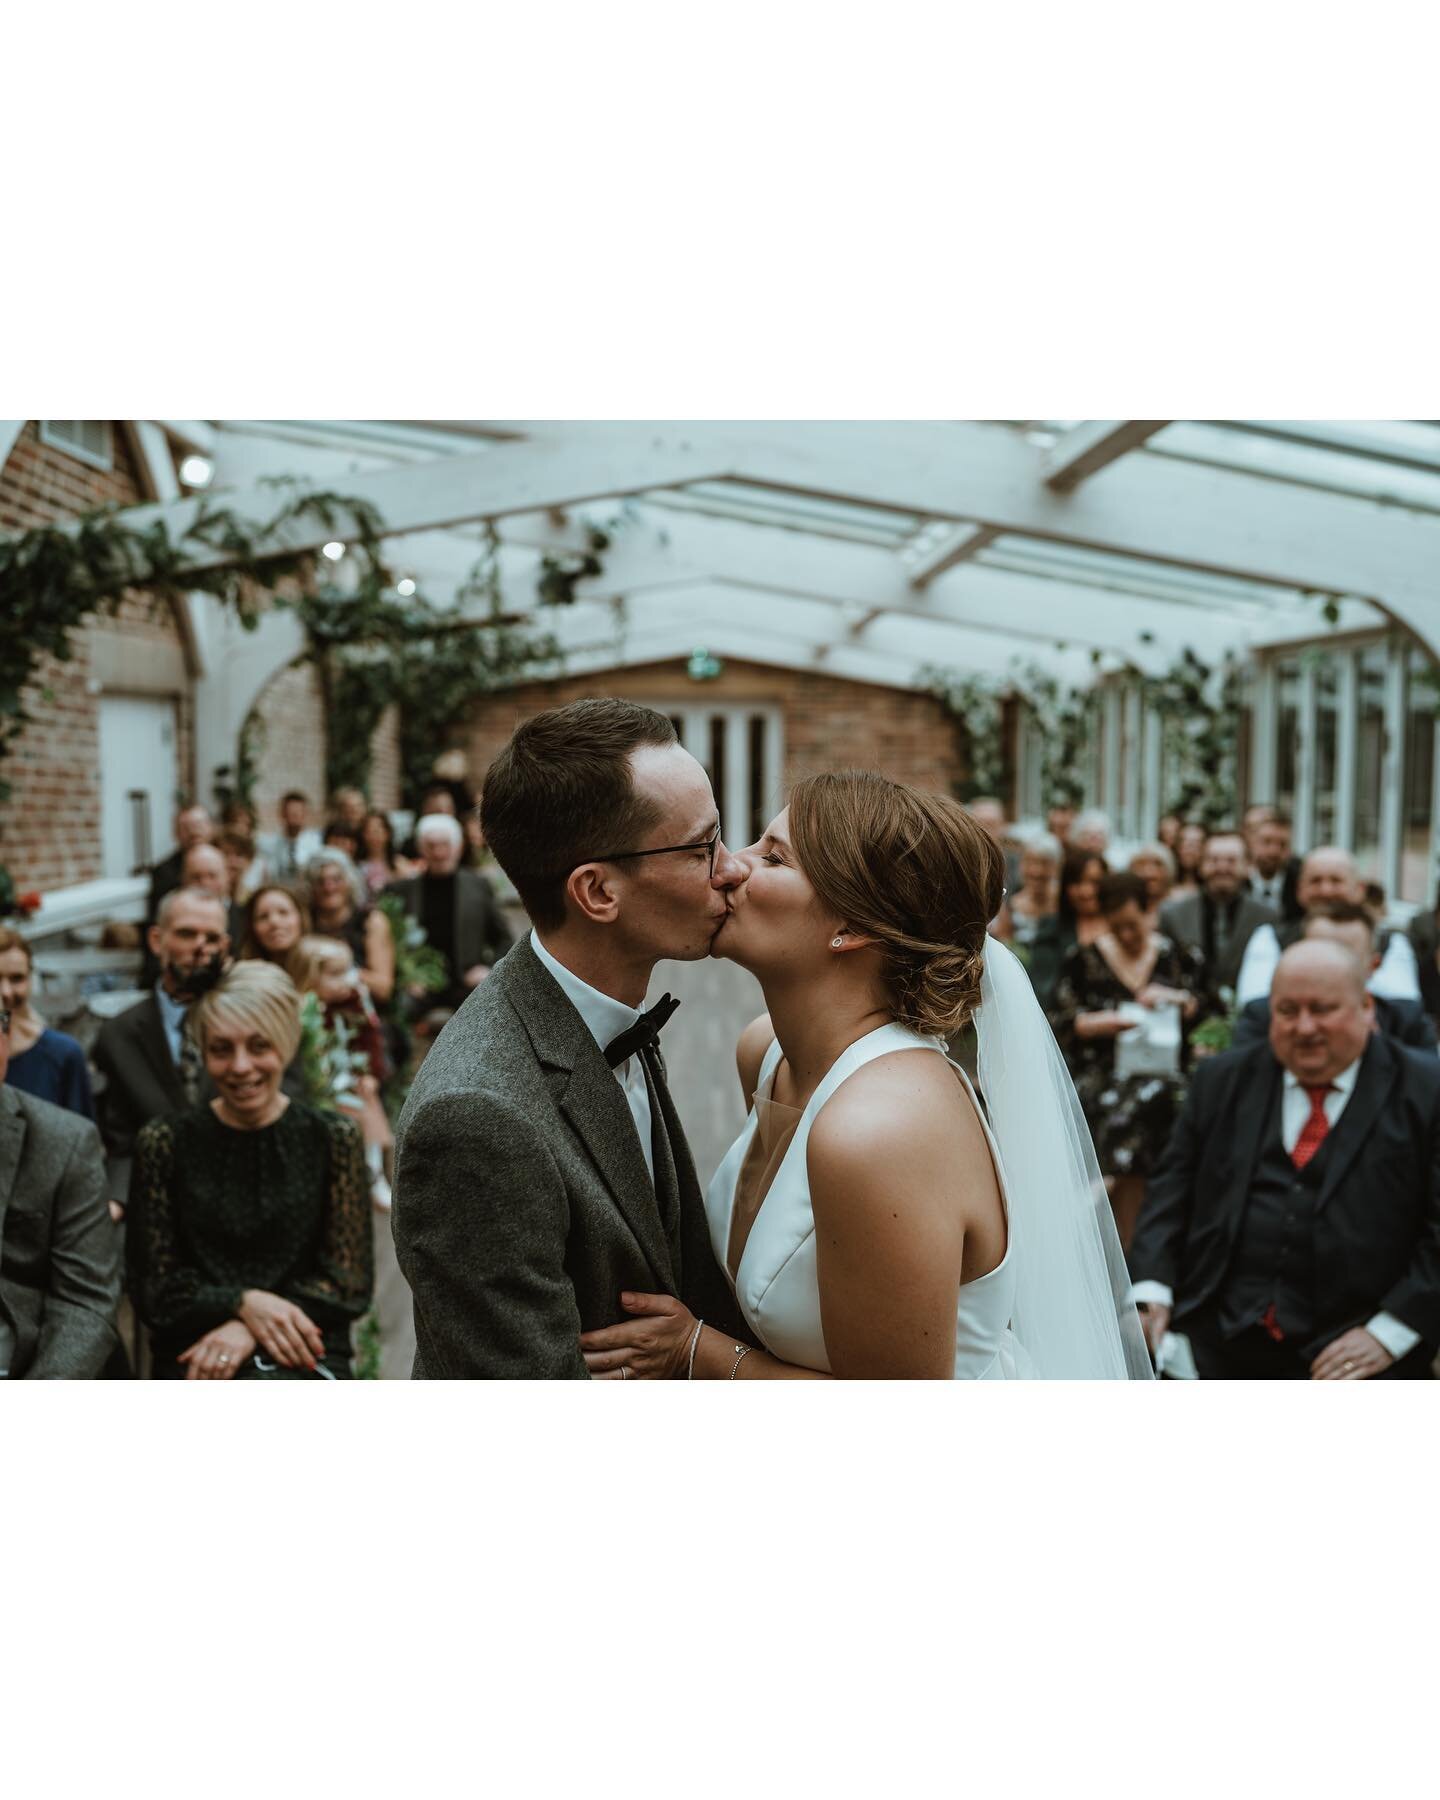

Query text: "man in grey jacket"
[392, 699, 751, 1378]
[1, 1006, 121, 1378]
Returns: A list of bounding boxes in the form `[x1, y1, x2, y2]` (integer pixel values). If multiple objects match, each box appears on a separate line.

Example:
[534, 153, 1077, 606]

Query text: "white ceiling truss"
[71, 419, 1440, 697]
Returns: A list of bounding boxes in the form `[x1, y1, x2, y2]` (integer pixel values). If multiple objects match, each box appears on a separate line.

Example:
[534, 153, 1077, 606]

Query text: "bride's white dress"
[705, 1021, 1031, 1379]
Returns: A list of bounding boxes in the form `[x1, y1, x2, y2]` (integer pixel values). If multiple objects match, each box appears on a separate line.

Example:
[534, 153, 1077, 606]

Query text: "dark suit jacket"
[1249, 856, 1301, 924]
[383, 870, 513, 983]
[1159, 891, 1279, 995]
[1130, 1035, 1440, 1353]
[1232, 994, 1438, 1055]
[391, 934, 747, 1378]
[0, 1086, 122, 1377]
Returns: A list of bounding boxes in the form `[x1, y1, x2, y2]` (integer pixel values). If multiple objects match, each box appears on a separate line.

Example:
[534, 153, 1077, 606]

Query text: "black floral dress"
[1048, 935, 1209, 1180]
[129, 1101, 373, 1377]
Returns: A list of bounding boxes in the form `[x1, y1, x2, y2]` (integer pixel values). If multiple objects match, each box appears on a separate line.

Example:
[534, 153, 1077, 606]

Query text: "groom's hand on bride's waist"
[580, 1291, 695, 1381]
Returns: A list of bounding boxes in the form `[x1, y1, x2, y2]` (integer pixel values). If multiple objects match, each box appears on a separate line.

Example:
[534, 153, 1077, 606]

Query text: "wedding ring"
[218, 1353, 230, 1364]
[1343, 1360, 1354, 1372]
[620, 1366, 629, 1380]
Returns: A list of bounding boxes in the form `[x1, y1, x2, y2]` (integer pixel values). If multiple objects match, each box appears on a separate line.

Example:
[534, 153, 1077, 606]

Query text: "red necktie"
[1291, 1083, 1334, 1170]
[1260, 1083, 1335, 1342]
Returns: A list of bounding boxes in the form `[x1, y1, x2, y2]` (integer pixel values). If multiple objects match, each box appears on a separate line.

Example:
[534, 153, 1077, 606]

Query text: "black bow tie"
[605, 993, 680, 1067]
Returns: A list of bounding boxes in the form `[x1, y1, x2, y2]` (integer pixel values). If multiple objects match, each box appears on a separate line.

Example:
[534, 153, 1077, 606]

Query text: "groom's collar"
[530, 932, 642, 1065]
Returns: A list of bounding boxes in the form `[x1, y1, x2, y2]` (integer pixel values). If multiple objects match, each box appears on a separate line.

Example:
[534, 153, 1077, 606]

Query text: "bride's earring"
[831, 935, 844, 949]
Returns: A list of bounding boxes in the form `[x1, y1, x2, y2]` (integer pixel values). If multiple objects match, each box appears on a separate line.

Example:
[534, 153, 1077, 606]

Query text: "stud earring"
[831, 936, 843, 949]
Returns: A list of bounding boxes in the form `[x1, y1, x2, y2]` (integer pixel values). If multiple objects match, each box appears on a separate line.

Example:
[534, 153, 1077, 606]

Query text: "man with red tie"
[1129, 939, 1440, 1379]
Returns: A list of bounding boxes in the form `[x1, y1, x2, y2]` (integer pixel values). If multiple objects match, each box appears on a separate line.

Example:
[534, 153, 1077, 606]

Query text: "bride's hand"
[580, 1292, 696, 1380]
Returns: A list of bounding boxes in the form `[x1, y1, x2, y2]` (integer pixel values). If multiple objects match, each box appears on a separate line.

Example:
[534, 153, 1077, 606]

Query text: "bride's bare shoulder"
[808, 1049, 991, 1189]
[735, 1013, 775, 1099]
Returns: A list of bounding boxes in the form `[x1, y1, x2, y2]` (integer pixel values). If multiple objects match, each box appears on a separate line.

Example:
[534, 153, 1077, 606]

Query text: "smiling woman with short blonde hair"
[127, 960, 372, 1381]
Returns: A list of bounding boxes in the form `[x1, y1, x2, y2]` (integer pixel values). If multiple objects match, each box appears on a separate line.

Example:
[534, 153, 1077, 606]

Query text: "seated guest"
[139, 803, 215, 985]
[995, 831, 1061, 949]
[175, 841, 243, 953]
[1232, 902, 1437, 1053]
[293, 935, 393, 1205]
[127, 961, 373, 1380]
[1235, 846, 1421, 1007]
[1046, 803, 1075, 848]
[92, 889, 230, 1220]
[238, 883, 312, 986]
[1070, 809, 1112, 858]
[0, 927, 95, 1120]
[1027, 847, 1108, 1009]
[1160, 830, 1277, 1000]
[1157, 812, 1183, 855]
[1245, 807, 1301, 920]
[303, 848, 395, 1006]
[322, 818, 361, 863]
[384, 814, 513, 1013]
[1127, 842, 1176, 921]
[260, 789, 323, 884]
[358, 808, 410, 895]
[142, 803, 214, 925]
[217, 827, 263, 909]
[1049, 871, 1207, 1248]
[0, 1005, 120, 1378]
[967, 796, 1020, 899]
[1407, 894, 1440, 1033]
[399, 782, 460, 859]
[1130, 940, 1440, 1378]
[1170, 821, 1206, 898]
[328, 787, 368, 836]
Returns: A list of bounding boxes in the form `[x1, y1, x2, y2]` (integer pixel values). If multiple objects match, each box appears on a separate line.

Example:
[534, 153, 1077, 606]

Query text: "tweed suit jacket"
[0, 1086, 122, 1378]
[392, 934, 747, 1378]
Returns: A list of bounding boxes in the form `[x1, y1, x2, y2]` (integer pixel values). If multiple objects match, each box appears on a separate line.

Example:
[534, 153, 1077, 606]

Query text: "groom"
[392, 699, 752, 1377]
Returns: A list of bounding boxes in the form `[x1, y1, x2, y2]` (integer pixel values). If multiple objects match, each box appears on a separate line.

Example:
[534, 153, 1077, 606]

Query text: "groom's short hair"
[481, 698, 678, 930]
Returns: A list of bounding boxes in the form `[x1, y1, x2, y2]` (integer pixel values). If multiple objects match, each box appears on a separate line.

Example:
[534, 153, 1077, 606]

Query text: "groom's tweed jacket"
[392, 934, 747, 1378]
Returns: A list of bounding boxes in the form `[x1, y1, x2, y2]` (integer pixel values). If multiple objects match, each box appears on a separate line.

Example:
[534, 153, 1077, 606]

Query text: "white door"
[658, 704, 784, 850]
[98, 695, 179, 876]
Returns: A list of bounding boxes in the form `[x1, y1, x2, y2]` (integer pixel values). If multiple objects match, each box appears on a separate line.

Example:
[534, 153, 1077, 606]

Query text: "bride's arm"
[806, 1055, 982, 1379]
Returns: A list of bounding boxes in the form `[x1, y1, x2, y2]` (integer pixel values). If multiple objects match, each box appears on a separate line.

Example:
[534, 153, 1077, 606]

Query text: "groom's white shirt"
[531, 931, 655, 1185]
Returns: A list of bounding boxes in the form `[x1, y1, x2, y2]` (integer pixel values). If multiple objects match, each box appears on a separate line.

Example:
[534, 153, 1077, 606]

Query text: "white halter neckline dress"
[705, 1021, 1023, 1379]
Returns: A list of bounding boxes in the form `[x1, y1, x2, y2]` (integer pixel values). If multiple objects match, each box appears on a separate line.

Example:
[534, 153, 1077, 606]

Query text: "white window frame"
[39, 419, 113, 471]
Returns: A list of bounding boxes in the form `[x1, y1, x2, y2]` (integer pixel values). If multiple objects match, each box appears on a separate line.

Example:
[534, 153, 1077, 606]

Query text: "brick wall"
[458, 656, 965, 799]
[247, 674, 405, 832]
[0, 423, 196, 894]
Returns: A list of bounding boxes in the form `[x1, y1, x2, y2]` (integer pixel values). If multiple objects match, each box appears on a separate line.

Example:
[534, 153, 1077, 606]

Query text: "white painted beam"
[1044, 421, 1170, 492]
[907, 523, 999, 588]
[0, 420, 25, 470]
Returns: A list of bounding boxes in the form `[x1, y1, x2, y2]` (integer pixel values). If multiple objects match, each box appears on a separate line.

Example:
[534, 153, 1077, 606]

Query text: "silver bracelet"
[685, 1317, 704, 1381]
[729, 1343, 752, 1381]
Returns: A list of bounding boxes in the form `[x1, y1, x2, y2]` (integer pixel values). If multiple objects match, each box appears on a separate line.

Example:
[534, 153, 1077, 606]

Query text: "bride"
[580, 769, 1153, 1380]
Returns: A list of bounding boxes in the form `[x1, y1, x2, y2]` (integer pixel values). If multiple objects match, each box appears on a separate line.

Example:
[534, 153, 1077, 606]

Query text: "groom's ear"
[567, 863, 622, 926]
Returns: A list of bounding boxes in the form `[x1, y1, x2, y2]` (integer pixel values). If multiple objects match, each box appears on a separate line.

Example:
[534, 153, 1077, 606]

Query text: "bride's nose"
[711, 840, 750, 889]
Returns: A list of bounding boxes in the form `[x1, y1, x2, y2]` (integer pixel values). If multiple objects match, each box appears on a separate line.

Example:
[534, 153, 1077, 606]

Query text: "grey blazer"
[1159, 891, 1279, 994]
[0, 1086, 122, 1378]
[392, 934, 747, 1378]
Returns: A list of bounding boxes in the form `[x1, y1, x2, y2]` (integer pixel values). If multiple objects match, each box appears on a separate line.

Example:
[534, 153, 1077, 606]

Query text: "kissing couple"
[392, 699, 1151, 1380]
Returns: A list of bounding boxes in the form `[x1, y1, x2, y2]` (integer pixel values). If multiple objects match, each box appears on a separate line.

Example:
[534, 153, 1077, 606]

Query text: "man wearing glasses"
[1, 1004, 122, 1378]
[392, 698, 752, 1378]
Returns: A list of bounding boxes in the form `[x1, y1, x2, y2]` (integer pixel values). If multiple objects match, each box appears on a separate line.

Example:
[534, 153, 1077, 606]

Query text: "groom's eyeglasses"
[578, 824, 722, 879]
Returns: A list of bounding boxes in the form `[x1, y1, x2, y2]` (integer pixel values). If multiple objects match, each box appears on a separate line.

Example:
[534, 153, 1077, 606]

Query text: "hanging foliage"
[0, 484, 388, 807]
[1009, 661, 1099, 810]
[920, 667, 1008, 800]
[1135, 648, 1244, 827]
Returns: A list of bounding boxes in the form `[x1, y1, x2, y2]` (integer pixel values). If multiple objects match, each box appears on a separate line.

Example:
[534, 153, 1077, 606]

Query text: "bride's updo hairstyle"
[787, 770, 1005, 1038]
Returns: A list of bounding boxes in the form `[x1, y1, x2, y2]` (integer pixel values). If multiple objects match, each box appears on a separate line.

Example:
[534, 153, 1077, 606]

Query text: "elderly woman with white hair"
[382, 810, 514, 1015]
[303, 845, 395, 1005]
[127, 961, 373, 1379]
